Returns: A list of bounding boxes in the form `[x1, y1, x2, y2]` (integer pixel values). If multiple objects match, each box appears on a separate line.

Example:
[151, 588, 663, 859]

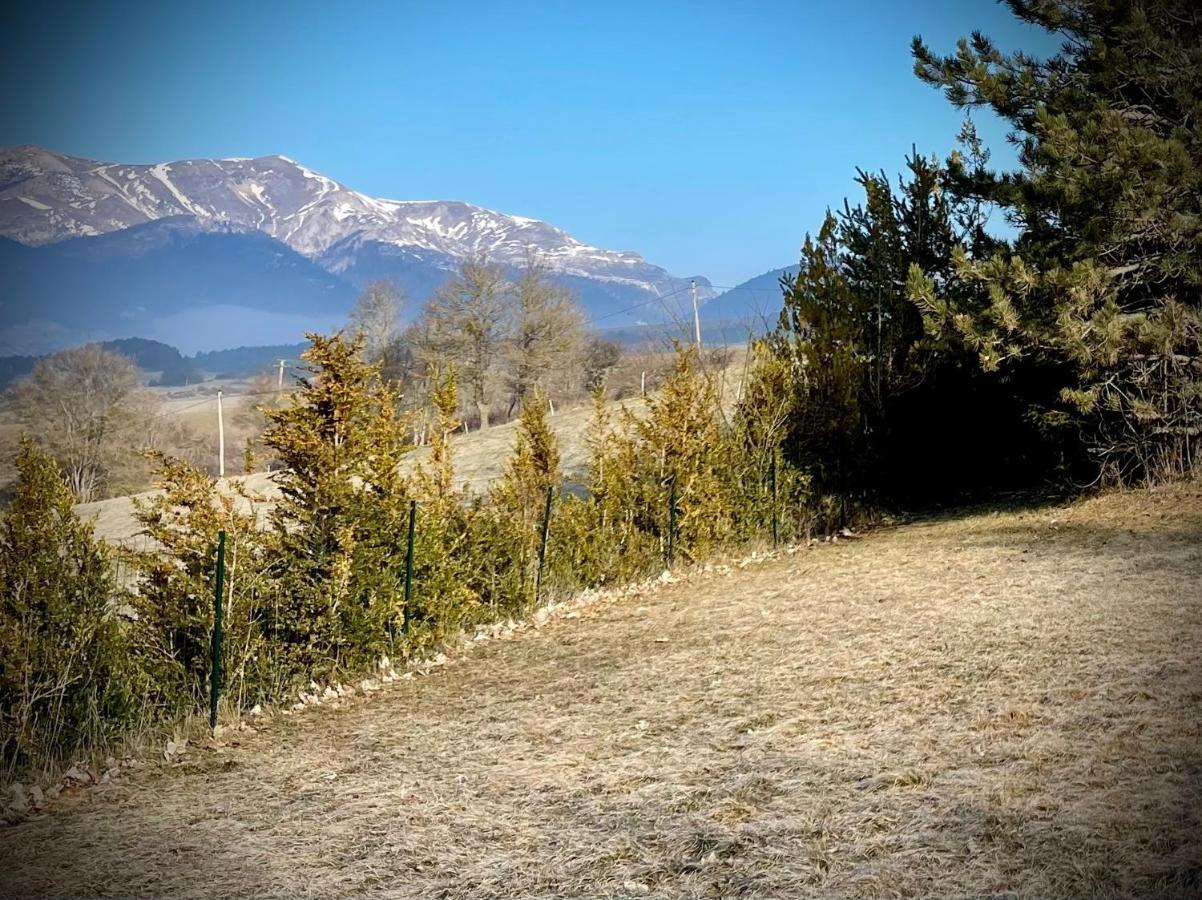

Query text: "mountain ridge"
[0, 145, 717, 353]
[701, 265, 797, 325]
[0, 144, 710, 296]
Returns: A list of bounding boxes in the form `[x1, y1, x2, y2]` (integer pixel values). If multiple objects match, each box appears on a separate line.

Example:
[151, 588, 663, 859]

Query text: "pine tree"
[492, 393, 560, 531]
[604, 345, 734, 563]
[129, 453, 271, 707]
[405, 367, 483, 644]
[911, 0, 1202, 481]
[261, 333, 413, 679]
[0, 439, 133, 768]
[759, 143, 1049, 508]
[771, 215, 868, 507]
[731, 341, 808, 538]
[546, 386, 638, 586]
[487, 395, 563, 604]
[419, 367, 460, 502]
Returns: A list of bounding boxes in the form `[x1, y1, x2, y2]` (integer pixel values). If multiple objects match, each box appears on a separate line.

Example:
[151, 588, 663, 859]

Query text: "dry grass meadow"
[2, 479, 1200, 898]
[69, 394, 649, 547]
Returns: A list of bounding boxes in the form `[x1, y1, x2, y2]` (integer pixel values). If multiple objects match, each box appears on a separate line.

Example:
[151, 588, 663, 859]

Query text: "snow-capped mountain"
[0, 145, 710, 303]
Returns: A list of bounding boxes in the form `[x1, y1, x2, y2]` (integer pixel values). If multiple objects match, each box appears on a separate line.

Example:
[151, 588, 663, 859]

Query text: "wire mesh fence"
[198, 460, 787, 727]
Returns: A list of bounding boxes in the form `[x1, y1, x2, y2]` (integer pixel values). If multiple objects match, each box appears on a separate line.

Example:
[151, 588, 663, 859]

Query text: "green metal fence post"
[770, 449, 779, 548]
[535, 485, 553, 605]
[209, 530, 226, 732]
[403, 499, 416, 633]
[667, 475, 678, 568]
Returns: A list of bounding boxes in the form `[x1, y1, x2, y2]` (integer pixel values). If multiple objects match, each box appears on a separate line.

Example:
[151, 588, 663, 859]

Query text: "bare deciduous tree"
[582, 336, 623, 394]
[10, 345, 153, 502]
[348, 280, 405, 363]
[505, 262, 586, 416]
[416, 258, 510, 429]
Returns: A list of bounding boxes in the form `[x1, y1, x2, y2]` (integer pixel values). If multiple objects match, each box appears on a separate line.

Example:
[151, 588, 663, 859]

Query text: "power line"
[584, 281, 788, 329]
[708, 284, 789, 294]
[149, 396, 214, 420]
[149, 387, 296, 419]
[585, 281, 697, 325]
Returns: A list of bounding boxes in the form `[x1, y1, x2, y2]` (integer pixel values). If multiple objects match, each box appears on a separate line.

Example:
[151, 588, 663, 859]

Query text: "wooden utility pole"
[690, 279, 702, 349]
[216, 390, 225, 479]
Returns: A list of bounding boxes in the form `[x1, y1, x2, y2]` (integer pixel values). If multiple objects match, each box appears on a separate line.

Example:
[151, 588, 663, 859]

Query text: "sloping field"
[73, 395, 650, 547]
[3, 481, 1200, 898]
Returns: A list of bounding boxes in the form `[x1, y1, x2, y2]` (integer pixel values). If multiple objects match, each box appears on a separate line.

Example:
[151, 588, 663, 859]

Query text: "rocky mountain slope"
[0, 145, 713, 352]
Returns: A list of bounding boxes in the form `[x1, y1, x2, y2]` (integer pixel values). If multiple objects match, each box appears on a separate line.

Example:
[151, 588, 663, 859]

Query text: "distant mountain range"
[704, 265, 796, 325]
[0, 145, 718, 354]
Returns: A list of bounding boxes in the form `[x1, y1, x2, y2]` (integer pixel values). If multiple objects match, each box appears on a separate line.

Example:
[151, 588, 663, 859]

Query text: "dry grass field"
[2, 480, 1200, 898]
[15, 344, 741, 542]
[71, 393, 651, 546]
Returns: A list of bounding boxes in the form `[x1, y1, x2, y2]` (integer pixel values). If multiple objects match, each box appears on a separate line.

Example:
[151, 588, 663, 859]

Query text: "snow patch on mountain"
[0, 145, 711, 302]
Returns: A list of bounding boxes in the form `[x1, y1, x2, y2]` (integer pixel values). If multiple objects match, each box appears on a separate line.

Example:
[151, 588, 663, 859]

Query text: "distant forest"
[0, 339, 310, 390]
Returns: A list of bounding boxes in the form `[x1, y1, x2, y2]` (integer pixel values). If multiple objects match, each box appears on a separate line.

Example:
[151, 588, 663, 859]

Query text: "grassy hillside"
[74, 392, 651, 547]
[71, 347, 749, 546]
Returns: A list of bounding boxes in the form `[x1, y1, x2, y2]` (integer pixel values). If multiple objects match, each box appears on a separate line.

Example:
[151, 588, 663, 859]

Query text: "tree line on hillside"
[1, 260, 637, 504]
[0, 341, 316, 395]
[1, 0, 1198, 774]
[345, 259, 625, 432]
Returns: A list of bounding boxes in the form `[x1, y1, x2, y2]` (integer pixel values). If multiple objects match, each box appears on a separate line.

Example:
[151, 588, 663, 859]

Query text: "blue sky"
[1, 1, 1054, 286]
